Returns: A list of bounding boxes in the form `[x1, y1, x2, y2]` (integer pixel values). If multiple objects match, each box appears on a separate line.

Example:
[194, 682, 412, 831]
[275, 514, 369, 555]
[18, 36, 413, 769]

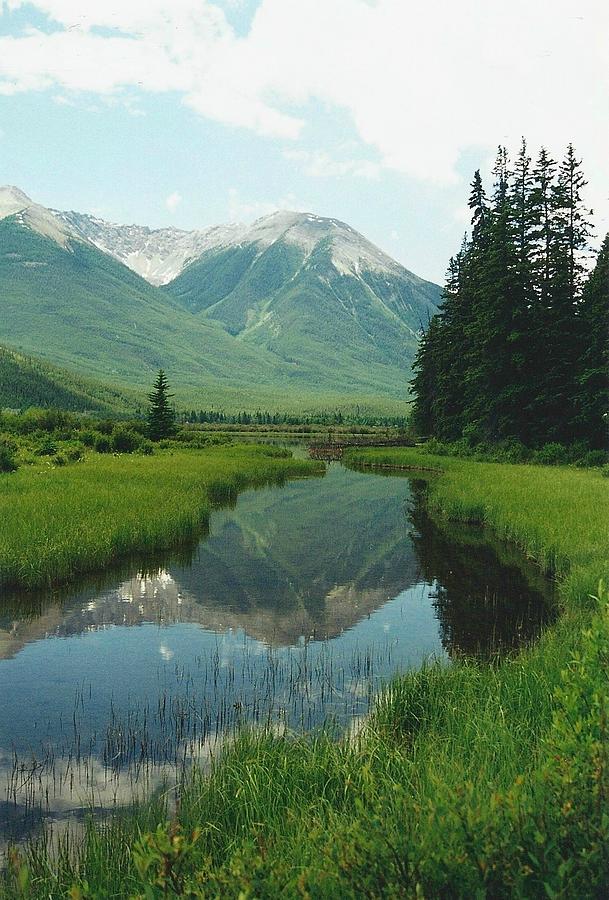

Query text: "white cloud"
[159, 643, 174, 661]
[1, 0, 608, 222]
[283, 149, 380, 180]
[453, 205, 471, 226]
[227, 186, 299, 221]
[165, 191, 182, 211]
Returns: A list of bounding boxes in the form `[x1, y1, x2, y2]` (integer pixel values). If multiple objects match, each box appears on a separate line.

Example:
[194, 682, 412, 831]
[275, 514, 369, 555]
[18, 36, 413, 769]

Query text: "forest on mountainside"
[412, 141, 608, 449]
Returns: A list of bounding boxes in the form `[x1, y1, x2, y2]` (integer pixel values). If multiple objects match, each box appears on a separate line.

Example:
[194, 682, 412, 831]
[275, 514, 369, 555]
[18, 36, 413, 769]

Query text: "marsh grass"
[3, 449, 609, 897]
[0, 445, 322, 590]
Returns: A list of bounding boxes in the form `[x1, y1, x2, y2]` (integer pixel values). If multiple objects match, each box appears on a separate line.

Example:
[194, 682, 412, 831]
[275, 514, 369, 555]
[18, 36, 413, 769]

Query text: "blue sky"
[1, 0, 607, 284]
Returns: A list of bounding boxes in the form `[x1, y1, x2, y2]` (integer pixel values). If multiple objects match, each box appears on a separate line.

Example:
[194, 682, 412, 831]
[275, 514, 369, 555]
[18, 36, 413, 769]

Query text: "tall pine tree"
[147, 369, 176, 441]
[577, 234, 609, 448]
[537, 144, 593, 443]
[411, 141, 599, 450]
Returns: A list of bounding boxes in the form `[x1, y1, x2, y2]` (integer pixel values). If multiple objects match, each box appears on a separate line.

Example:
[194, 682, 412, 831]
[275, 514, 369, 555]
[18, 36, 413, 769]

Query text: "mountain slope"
[56, 209, 247, 286]
[1, 188, 441, 412]
[0, 345, 136, 414]
[0, 192, 301, 408]
[165, 211, 441, 396]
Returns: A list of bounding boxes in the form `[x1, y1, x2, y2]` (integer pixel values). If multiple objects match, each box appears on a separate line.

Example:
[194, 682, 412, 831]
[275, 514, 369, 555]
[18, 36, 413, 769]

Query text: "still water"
[0, 463, 554, 844]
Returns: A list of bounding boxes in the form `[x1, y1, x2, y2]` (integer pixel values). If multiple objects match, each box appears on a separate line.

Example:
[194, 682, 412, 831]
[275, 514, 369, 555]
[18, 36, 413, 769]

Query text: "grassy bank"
[4, 450, 609, 897]
[348, 447, 607, 603]
[0, 444, 322, 590]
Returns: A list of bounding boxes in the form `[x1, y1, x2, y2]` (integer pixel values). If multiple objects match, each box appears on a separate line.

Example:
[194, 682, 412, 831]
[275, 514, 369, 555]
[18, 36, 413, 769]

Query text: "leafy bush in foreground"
[0, 441, 17, 473]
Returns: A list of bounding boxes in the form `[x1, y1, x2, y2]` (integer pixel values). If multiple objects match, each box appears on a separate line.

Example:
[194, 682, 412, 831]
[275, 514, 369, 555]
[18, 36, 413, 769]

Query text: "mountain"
[0, 187, 441, 412]
[165, 211, 440, 394]
[0, 187, 298, 409]
[0, 345, 137, 414]
[56, 209, 247, 286]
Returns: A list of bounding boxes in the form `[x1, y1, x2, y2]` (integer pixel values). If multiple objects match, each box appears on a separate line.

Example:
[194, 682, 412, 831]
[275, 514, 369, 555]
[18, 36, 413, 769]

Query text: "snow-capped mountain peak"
[0, 185, 75, 248]
[54, 210, 249, 286]
[51, 207, 408, 285]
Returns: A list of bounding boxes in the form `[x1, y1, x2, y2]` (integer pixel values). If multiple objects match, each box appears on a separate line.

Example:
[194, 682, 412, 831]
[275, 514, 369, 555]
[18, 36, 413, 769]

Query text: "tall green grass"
[348, 447, 608, 602]
[0, 445, 322, 590]
[4, 449, 609, 897]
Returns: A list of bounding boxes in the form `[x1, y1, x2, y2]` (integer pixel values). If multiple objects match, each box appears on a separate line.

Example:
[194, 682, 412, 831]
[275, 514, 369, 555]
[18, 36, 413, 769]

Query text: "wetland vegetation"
[0, 140, 606, 897]
[0, 437, 321, 590]
[0, 445, 605, 897]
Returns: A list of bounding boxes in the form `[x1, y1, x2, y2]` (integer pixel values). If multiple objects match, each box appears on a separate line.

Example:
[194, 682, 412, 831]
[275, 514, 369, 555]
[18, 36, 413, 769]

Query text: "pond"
[0, 462, 555, 846]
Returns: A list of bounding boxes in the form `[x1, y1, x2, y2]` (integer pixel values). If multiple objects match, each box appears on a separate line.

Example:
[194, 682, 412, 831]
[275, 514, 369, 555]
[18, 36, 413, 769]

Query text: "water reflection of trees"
[406, 480, 556, 658]
[0, 471, 556, 658]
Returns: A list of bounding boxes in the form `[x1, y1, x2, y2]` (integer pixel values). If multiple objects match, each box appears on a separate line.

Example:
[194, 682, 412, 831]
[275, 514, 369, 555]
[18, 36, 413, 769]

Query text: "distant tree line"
[182, 409, 410, 428]
[412, 141, 608, 448]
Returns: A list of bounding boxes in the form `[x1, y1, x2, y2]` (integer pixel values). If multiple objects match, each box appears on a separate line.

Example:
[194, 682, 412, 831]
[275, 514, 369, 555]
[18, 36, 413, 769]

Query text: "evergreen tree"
[147, 369, 176, 440]
[411, 140, 598, 449]
[577, 234, 609, 447]
[474, 147, 524, 439]
[411, 311, 444, 436]
[507, 138, 539, 442]
[538, 144, 593, 443]
[530, 147, 557, 304]
[456, 172, 492, 439]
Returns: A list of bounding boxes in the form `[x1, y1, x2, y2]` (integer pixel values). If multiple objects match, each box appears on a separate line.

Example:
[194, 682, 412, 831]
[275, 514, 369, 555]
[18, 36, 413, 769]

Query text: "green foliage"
[412, 141, 607, 449]
[577, 234, 609, 448]
[146, 369, 176, 441]
[111, 425, 145, 453]
[531, 442, 571, 466]
[0, 439, 17, 473]
[131, 822, 203, 898]
[0, 344, 135, 414]
[0, 444, 322, 590]
[3, 451, 608, 897]
[574, 449, 608, 468]
[408, 439, 606, 468]
[93, 433, 112, 454]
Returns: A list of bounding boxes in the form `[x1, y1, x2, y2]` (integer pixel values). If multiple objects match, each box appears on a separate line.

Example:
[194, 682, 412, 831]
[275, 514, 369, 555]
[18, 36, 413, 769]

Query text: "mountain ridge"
[53, 206, 435, 292]
[0, 185, 441, 412]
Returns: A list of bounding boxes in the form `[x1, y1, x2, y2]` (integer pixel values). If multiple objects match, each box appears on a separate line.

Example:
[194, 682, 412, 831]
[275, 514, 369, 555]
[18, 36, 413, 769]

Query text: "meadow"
[3, 447, 607, 897]
[0, 445, 322, 591]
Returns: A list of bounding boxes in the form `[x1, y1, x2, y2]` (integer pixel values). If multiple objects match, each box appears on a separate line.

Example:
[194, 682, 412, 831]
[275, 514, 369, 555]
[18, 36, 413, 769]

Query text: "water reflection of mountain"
[0, 467, 418, 654]
[0, 467, 555, 661]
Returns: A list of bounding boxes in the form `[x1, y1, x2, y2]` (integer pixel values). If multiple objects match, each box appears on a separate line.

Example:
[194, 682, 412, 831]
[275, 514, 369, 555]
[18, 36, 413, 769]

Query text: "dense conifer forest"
[412, 141, 609, 449]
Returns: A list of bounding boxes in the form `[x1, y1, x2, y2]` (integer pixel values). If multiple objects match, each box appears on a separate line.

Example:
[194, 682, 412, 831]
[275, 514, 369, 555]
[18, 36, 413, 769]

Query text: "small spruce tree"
[147, 369, 176, 440]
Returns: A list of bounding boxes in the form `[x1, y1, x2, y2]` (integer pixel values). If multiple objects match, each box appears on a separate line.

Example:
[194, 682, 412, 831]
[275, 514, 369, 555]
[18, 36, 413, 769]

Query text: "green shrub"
[17, 407, 76, 435]
[79, 429, 101, 448]
[531, 442, 571, 465]
[111, 427, 142, 454]
[461, 423, 485, 447]
[575, 449, 608, 468]
[0, 442, 17, 473]
[601, 465, 609, 478]
[35, 436, 58, 457]
[137, 439, 154, 456]
[65, 444, 84, 463]
[93, 434, 112, 454]
[52, 452, 68, 466]
[424, 437, 450, 456]
[495, 438, 531, 463]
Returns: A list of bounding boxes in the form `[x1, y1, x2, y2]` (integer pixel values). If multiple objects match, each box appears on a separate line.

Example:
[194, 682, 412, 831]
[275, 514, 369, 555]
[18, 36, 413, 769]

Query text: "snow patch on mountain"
[0, 185, 75, 248]
[232, 210, 407, 280]
[52, 207, 414, 285]
[55, 212, 249, 285]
